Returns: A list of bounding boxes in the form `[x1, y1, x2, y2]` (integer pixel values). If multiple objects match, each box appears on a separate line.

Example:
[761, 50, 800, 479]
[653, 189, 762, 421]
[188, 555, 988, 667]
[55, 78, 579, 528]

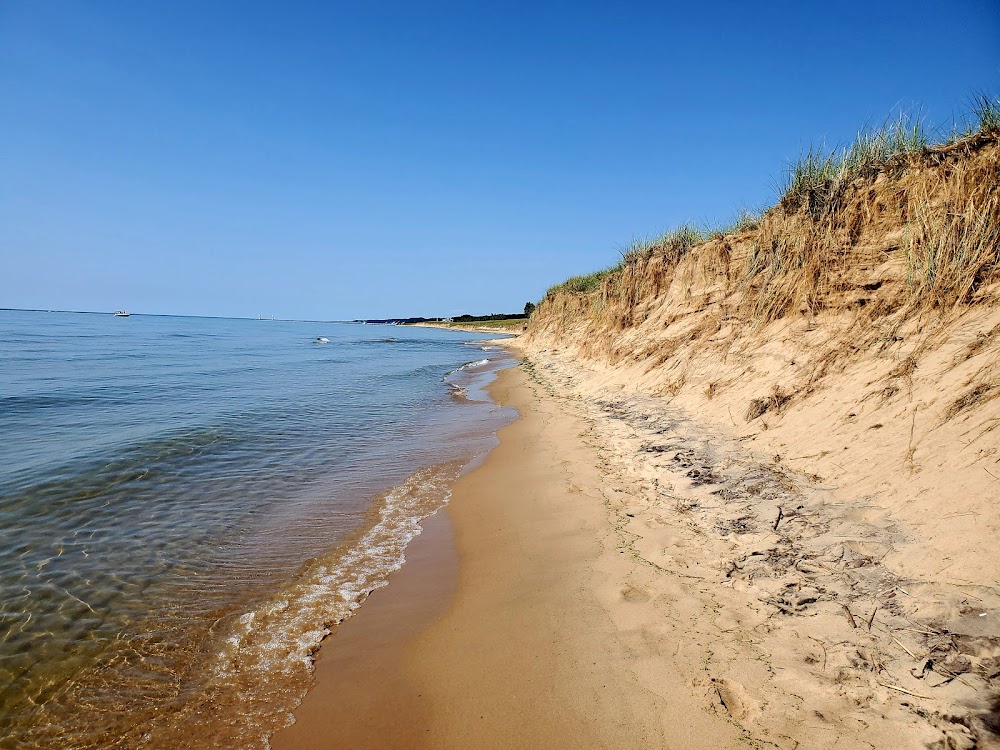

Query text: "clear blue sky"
[2, 1, 998, 320]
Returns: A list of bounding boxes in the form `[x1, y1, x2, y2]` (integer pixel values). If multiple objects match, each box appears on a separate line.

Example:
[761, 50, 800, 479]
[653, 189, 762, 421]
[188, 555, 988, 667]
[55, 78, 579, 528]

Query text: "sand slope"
[512, 344, 1000, 748]
[516, 135, 1000, 748]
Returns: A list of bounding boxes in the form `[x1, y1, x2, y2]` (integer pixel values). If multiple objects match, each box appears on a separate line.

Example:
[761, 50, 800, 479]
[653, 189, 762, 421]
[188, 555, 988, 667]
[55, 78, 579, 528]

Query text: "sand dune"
[275, 128, 999, 750]
[514, 132, 1000, 747]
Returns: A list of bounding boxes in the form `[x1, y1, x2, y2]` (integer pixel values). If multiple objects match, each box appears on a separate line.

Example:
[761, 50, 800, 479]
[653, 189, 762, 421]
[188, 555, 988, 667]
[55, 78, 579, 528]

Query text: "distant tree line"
[452, 312, 526, 322]
[358, 302, 537, 325]
[451, 302, 536, 322]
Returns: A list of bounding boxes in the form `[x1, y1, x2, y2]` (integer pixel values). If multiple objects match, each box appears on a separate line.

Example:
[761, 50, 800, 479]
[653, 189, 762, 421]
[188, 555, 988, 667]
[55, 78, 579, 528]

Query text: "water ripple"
[0, 312, 515, 749]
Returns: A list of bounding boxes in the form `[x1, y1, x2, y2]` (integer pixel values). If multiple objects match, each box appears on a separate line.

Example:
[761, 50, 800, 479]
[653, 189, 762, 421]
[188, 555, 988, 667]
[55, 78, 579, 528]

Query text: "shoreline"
[271, 331, 1000, 748]
[270, 508, 459, 748]
[401, 360, 745, 748]
[0, 318, 524, 749]
[272, 357, 745, 749]
[408, 321, 527, 334]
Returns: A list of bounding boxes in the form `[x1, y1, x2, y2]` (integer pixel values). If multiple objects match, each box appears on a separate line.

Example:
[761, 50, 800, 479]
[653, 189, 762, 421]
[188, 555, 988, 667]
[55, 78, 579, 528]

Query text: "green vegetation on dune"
[973, 92, 1000, 134]
[782, 112, 929, 213]
[707, 207, 764, 238]
[782, 96, 999, 214]
[621, 223, 707, 265]
[431, 318, 527, 330]
[544, 94, 1000, 302]
[546, 267, 621, 296]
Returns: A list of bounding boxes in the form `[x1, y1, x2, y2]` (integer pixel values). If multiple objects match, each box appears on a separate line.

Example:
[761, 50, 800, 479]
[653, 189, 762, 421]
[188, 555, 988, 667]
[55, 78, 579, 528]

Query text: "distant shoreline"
[407, 320, 525, 335]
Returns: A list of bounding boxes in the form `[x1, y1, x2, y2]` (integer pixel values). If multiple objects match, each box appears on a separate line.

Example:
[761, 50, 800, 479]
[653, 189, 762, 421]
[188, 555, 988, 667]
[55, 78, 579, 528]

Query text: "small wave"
[442, 358, 490, 380]
[379, 362, 450, 381]
[461, 358, 490, 370]
[205, 461, 463, 747]
[0, 425, 250, 515]
[447, 383, 469, 401]
[0, 391, 129, 415]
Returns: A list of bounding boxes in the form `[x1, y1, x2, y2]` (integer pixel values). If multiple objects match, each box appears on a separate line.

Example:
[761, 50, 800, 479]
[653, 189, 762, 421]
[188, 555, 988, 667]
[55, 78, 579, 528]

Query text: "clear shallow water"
[0, 311, 515, 749]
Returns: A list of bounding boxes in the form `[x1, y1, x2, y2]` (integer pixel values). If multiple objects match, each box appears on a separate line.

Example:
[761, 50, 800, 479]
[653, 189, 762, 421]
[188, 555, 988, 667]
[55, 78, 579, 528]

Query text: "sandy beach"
[275, 314, 1000, 749]
[7, 6, 999, 749]
[409, 321, 529, 334]
[272, 137, 1000, 746]
[274, 360, 748, 749]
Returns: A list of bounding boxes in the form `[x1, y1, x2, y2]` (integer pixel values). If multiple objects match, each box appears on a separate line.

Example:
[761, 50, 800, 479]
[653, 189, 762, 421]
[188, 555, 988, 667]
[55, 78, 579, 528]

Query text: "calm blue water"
[0, 310, 515, 749]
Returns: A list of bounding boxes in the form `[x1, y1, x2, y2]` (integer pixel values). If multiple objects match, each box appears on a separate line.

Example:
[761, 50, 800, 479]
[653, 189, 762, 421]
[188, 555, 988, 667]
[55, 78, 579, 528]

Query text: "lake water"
[0, 310, 515, 749]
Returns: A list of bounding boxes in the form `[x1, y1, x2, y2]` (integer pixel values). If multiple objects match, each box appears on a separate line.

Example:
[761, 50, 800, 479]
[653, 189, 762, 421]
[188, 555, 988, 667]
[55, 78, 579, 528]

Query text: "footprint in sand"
[621, 584, 652, 603]
[712, 678, 749, 721]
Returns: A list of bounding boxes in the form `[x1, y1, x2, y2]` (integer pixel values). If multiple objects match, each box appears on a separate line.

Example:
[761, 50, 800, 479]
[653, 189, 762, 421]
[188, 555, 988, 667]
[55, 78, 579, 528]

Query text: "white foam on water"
[205, 461, 462, 747]
[460, 358, 490, 370]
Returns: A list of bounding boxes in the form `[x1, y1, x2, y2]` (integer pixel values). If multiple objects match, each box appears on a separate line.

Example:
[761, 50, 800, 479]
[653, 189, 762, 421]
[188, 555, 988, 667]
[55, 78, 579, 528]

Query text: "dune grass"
[709, 207, 765, 237]
[905, 193, 1000, 307]
[543, 94, 1000, 316]
[619, 224, 708, 265]
[971, 92, 1000, 134]
[781, 112, 929, 213]
[546, 266, 621, 296]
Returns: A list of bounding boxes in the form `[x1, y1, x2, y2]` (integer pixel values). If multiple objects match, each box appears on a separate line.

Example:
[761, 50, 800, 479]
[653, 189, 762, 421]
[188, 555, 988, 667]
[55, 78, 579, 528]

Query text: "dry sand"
[514, 320, 1000, 748]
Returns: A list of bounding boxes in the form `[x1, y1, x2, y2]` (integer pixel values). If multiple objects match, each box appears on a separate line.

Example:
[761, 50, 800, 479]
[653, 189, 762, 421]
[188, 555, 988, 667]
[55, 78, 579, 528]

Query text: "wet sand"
[271, 509, 458, 748]
[273, 363, 744, 749]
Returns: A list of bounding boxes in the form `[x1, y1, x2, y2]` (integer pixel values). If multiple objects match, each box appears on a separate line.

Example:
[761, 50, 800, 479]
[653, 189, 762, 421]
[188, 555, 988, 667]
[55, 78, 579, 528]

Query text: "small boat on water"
[114, 310, 130, 317]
